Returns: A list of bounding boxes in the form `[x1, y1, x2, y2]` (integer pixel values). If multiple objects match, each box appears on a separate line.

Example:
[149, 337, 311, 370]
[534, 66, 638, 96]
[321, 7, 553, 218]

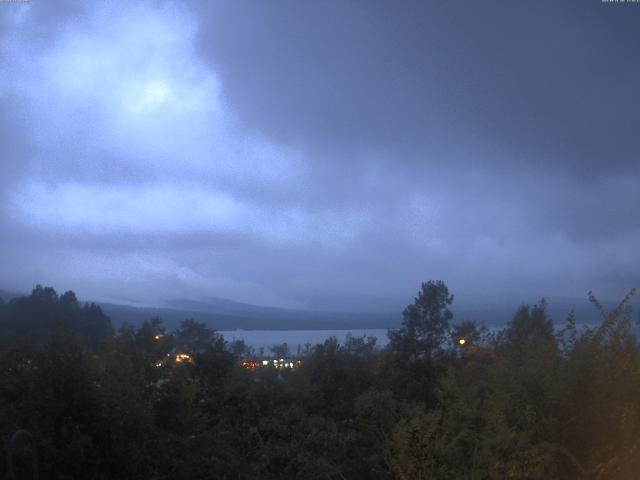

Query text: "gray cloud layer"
[1, 0, 638, 312]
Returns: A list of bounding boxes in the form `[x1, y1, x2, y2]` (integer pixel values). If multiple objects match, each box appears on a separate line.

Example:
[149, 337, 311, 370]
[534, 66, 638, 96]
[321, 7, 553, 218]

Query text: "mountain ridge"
[2, 287, 637, 331]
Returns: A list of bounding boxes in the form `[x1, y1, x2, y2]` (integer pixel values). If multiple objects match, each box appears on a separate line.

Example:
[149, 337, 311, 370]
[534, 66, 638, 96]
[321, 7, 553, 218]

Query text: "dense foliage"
[0, 282, 638, 479]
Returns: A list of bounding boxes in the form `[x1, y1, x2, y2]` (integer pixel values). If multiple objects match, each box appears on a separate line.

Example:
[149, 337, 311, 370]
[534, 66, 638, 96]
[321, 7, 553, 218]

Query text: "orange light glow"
[240, 361, 261, 371]
[175, 353, 192, 363]
[458, 338, 467, 346]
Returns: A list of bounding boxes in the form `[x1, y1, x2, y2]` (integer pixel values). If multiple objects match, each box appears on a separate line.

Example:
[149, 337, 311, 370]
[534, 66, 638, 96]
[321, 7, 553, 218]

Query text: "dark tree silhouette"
[388, 280, 454, 359]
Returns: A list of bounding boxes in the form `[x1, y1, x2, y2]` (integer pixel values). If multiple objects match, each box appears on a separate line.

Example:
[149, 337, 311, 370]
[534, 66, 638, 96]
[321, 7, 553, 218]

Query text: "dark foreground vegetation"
[0, 282, 638, 479]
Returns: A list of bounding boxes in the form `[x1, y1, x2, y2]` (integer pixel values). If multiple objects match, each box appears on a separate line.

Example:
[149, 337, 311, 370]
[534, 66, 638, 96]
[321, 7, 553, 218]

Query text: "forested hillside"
[0, 282, 638, 479]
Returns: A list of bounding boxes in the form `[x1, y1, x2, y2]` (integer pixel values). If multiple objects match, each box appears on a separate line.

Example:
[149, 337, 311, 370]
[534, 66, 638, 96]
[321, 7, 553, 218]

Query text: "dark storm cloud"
[0, 0, 638, 311]
[193, 0, 640, 171]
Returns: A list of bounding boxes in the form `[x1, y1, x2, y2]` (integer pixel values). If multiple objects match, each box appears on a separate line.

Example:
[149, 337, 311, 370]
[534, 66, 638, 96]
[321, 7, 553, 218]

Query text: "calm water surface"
[219, 329, 390, 353]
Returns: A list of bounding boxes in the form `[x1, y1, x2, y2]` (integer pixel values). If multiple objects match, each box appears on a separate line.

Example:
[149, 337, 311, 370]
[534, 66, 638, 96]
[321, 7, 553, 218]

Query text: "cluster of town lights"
[238, 359, 302, 370]
[273, 358, 296, 369]
[240, 361, 261, 371]
[152, 333, 301, 370]
[175, 353, 192, 363]
[154, 352, 301, 370]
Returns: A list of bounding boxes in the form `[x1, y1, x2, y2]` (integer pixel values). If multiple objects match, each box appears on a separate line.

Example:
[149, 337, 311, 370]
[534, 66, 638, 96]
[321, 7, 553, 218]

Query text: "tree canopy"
[388, 280, 454, 360]
[0, 283, 638, 479]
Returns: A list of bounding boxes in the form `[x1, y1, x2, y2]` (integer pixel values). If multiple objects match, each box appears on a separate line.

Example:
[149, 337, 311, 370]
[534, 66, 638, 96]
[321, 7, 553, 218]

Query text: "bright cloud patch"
[8, 1, 298, 185]
[13, 180, 369, 249]
[40, 3, 222, 117]
[14, 182, 243, 233]
[4, 0, 347, 248]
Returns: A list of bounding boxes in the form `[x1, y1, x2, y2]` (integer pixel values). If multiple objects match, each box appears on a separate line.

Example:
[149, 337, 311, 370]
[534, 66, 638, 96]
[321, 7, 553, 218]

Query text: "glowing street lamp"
[458, 338, 467, 346]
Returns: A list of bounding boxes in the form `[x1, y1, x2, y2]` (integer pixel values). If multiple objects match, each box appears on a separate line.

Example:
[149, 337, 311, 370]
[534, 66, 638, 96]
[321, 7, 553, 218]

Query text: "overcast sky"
[1, 0, 638, 312]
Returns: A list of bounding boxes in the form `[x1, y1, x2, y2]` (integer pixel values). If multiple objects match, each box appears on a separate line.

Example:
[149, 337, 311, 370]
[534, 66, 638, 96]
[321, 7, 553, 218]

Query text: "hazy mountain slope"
[99, 300, 399, 330]
[0, 290, 20, 302]
[3, 286, 636, 331]
[104, 295, 632, 331]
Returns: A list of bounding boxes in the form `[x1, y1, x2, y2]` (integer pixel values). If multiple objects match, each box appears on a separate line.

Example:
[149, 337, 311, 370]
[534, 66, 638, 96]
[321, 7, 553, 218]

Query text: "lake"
[219, 320, 620, 356]
[219, 329, 390, 354]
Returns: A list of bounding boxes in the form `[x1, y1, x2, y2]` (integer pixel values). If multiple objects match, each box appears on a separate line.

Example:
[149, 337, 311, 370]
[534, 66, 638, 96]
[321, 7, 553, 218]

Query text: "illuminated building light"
[240, 361, 260, 370]
[458, 338, 467, 346]
[175, 353, 192, 363]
